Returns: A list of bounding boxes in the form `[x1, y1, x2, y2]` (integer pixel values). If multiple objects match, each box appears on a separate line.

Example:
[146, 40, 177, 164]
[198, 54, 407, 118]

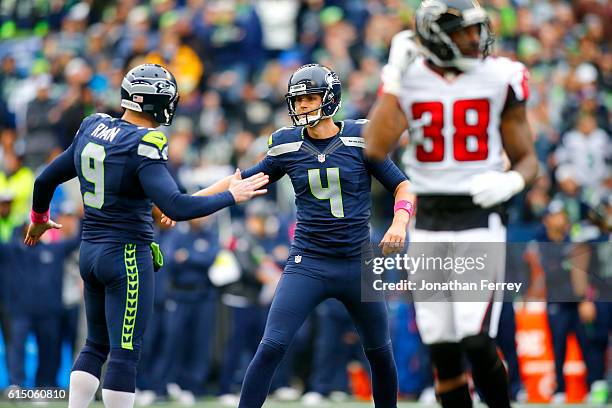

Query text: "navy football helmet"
[415, 0, 493, 71]
[285, 64, 341, 127]
[120, 64, 179, 126]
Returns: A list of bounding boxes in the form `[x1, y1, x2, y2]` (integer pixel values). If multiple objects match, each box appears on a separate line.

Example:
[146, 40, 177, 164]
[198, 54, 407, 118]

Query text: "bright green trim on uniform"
[122, 243, 138, 350]
[307, 167, 344, 218]
[150, 242, 164, 270]
[268, 133, 273, 147]
[142, 131, 167, 151]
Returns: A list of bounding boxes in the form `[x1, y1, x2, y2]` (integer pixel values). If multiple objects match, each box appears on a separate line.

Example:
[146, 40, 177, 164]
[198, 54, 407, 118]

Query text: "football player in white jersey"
[363, 0, 538, 407]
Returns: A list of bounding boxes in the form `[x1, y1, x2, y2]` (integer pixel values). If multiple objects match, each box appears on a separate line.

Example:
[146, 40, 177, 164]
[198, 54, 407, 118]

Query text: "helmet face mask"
[288, 92, 324, 127]
[121, 64, 179, 126]
[416, 0, 494, 72]
[285, 64, 341, 127]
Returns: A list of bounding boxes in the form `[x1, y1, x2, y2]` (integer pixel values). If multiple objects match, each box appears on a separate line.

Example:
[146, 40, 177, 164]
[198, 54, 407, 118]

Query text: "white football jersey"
[398, 56, 529, 194]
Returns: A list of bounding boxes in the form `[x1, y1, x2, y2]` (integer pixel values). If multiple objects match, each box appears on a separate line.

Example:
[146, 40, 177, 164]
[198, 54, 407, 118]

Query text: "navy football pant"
[263, 254, 390, 350]
[73, 241, 154, 392]
[239, 254, 397, 408]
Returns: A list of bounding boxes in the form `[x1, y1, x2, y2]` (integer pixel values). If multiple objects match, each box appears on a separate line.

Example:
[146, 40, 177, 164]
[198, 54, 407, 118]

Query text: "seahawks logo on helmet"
[325, 71, 341, 87]
[154, 80, 177, 96]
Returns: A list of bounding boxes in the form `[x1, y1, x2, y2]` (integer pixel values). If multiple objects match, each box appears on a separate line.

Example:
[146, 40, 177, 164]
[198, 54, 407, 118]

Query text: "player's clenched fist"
[159, 213, 176, 227]
[380, 30, 420, 96]
[470, 170, 525, 208]
[228, 169, 269, 203]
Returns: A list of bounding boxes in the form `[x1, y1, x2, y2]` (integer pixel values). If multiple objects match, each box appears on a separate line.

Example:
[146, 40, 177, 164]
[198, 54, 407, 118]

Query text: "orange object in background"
[348, 361, 372, 401]
[515, 303, 588, 403]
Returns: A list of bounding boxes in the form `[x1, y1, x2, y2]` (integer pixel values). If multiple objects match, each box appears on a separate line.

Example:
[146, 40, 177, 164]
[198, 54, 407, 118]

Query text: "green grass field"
[1, 401, 602, 408]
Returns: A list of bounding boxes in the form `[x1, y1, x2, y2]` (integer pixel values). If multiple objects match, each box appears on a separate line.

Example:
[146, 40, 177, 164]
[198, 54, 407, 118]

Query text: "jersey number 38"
[413, 98, 490, 163]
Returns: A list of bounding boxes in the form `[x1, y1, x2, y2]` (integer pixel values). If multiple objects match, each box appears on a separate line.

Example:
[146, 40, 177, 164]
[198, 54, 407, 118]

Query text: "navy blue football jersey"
[242, 119, 407, 258]
[73, 113, 169, 243]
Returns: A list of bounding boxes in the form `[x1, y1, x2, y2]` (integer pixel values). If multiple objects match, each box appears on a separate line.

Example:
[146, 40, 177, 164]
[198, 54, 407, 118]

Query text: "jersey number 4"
[308, 168, 344, 218]
[81, 142, 106, 209]
[413, 98, 490, 162]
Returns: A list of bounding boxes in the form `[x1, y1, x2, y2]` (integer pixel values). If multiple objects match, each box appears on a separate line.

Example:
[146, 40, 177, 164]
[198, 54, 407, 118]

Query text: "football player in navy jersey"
[164, 64, 413, 408]
[24, 64, 268, 408]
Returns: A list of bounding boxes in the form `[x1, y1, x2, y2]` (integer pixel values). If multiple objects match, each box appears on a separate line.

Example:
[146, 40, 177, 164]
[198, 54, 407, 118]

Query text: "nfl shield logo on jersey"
[295, 255, 302, 263]
[317, 154, 326, 163]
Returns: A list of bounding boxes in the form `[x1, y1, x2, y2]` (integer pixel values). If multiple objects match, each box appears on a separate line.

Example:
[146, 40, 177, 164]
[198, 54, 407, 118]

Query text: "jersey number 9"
[81, 142, 106, 209]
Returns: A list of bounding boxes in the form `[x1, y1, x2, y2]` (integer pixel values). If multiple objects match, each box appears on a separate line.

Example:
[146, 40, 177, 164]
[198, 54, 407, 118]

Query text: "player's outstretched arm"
[363, 94, 408, 160]
[160, 170, 244, 226]
[192, 174, 234, 197]
[160, 168, 272, 225]
[499, 104, 538, 185]
[470, 104, 538, 208]
[191, 157, 281, 199]
[26, 144, 77, 246]
[364, 30, 416, 159]
[161, 158, 283, 226]
[139, 162, 268, 222]
[226, 169, 269, 202]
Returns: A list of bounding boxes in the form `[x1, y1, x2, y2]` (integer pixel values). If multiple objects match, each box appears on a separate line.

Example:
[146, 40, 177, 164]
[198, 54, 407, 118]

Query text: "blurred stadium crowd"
[0, 0, 609, 405]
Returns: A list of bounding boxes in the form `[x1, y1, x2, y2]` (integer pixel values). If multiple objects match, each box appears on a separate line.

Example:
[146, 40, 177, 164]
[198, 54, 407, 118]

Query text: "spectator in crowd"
[0, 189, 16, 354]
[0, 189, 16, 243]
[56, 201, 83, 362]
[145, 20, 203, 96]
[217, 199, 289, 404]
[136, 214, 172, 406]
[47, 57, 94, 149]
[554, 111, 610, 201]
[531, 200, 607, 403]
[1, 219, 80, 389]
[254, 0, 300, 59]
[24, 74, 59, 169]
[0, 150, 34, 224]
[149, 216, 221, 404]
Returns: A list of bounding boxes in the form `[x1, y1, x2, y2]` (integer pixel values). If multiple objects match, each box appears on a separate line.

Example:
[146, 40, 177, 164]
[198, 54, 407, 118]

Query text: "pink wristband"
[30, 209, 50, 224]
[393, 200, 413, 217]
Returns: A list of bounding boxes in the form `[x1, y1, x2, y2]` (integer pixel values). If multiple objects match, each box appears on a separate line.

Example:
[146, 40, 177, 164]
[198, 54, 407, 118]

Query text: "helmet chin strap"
[293, 101, 324, 126]
[424, 19, 488, 73]
[298, 111, 322, 127]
